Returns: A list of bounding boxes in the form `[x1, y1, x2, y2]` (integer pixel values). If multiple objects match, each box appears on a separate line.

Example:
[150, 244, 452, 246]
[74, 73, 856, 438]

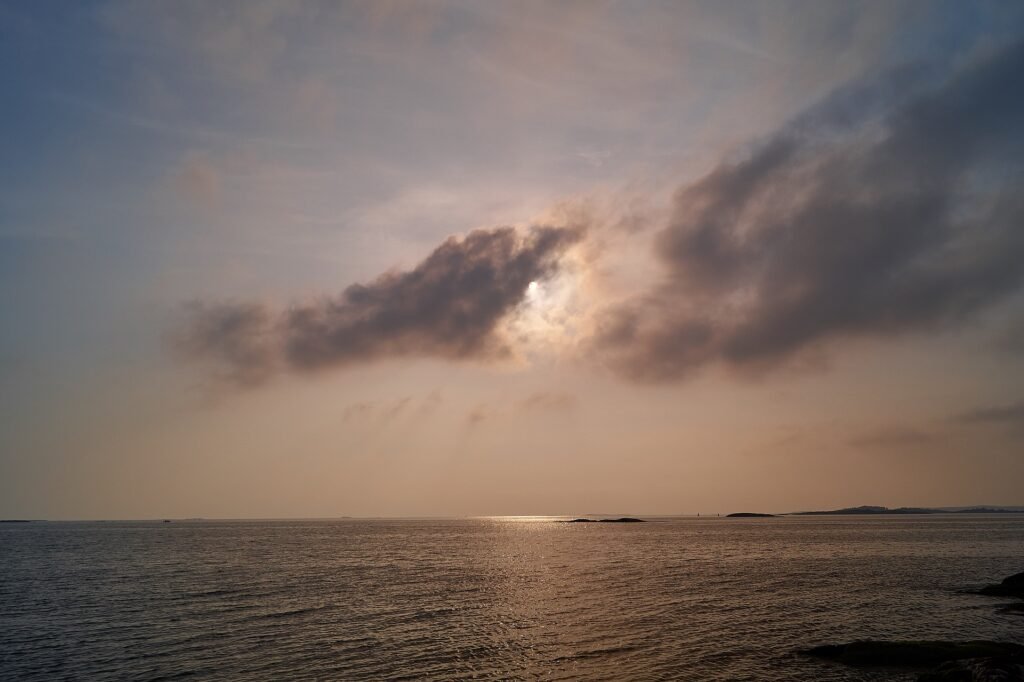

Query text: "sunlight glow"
[509, 268, 584, 360]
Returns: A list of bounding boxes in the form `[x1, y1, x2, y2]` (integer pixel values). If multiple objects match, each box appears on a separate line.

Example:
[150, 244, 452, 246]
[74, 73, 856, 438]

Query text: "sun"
[510, 270, 584, 358]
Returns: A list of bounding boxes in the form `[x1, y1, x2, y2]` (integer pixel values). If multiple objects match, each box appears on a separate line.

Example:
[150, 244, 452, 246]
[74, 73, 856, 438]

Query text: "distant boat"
[162, 519, 171, 523]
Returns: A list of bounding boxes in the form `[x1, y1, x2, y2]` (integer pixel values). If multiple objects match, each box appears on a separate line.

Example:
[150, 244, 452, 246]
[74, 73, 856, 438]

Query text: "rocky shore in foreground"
[800, 571, 1024, 681]
[974, 572, 1024, 600]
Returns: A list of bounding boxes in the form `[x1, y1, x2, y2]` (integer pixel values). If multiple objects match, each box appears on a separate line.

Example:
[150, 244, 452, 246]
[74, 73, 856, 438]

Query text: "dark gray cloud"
[596, 39, 1024, 382]
[173, 301, 277, 387]
[178, 225, 581, 385]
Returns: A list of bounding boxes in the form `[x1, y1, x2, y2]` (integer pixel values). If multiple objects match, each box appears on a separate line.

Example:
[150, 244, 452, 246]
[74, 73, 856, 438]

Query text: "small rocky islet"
[800, 571, 1024, 681]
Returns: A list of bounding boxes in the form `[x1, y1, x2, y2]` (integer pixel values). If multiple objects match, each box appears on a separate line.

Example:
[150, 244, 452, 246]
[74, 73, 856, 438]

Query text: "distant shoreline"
[789, 505, 1024, 515]
[4, 508, 1024, 522]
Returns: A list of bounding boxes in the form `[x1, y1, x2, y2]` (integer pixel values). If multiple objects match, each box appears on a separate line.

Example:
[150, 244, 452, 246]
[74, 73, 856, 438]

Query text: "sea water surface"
[2, 516, 1023, 680]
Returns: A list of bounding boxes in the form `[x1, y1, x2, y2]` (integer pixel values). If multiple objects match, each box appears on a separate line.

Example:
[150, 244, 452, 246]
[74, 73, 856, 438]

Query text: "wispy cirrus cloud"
[341, 392, 442, 424]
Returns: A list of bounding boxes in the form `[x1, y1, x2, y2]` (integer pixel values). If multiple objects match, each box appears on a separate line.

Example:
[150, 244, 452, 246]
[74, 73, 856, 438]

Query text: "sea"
[2, 515, 1023, 681]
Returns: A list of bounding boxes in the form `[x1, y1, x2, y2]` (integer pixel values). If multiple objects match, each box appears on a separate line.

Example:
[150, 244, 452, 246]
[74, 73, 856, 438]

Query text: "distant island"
[562, 517, 645, 523]
[714, 506, 1024, 517]
[791, 505, 1024, 515]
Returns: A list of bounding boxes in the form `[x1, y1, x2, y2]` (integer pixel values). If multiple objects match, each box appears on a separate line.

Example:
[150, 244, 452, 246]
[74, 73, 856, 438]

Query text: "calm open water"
[2, 516, 1023, 681]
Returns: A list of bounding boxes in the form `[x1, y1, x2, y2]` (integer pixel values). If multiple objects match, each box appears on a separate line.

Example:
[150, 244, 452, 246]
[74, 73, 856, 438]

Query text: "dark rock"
[726, 512, 776, 518]
[598, 517, 644, 523]
[801, 641, 1024, 668]
[976, 572, 1024, 599]
[917, 656, 1024, 681]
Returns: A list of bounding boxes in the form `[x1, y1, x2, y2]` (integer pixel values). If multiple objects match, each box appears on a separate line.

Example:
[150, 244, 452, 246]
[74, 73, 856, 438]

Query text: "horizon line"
[6, 504, 1024, 524]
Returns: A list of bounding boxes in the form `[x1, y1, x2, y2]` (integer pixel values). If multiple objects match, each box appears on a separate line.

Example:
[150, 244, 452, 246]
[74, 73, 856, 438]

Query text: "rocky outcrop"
[799, 572, 1024, 680]
[972, 571, 1024, 618]
[802, 641, 1024, 668]
[976, 572, 1024, 599]
[917, 656, 1024, 681]
[725, 512, 776, 518]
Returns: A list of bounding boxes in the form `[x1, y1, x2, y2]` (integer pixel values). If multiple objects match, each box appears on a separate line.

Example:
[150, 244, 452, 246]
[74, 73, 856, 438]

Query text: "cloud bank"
[178, 40, 1024, 389]
[595, 39, 1024, 382]
[177, 224, 581, 385]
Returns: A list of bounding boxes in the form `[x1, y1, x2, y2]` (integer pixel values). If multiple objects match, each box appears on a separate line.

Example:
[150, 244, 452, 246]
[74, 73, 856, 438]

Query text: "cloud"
[102, 0, 301, 83]
[383, 396, 413, 419]
[177, 224, 581, 385]
[519, 391, 577, 413]
[341, 401, 374, 422]
[340, 392, 443, 423]
[953, 401, 1024, 426]
[995, 314, 1024, 356]
[459, 391, 577, 428]
[342, 391, 442, 421]
[172, 301, 277, 387]
[417, 390, 443, 417]
[174, 151, 222, 210]
[848, 426, 935, 450]
[594, 39, 1024, 382]
[465, 404, 492, 427]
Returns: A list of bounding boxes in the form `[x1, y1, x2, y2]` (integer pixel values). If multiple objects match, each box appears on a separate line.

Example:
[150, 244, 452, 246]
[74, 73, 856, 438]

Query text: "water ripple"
[2, 517, 1023, 680]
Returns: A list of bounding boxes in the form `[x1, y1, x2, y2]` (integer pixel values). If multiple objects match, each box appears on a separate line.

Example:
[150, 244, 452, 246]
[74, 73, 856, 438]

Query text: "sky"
[3, 0, 1024, 519]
